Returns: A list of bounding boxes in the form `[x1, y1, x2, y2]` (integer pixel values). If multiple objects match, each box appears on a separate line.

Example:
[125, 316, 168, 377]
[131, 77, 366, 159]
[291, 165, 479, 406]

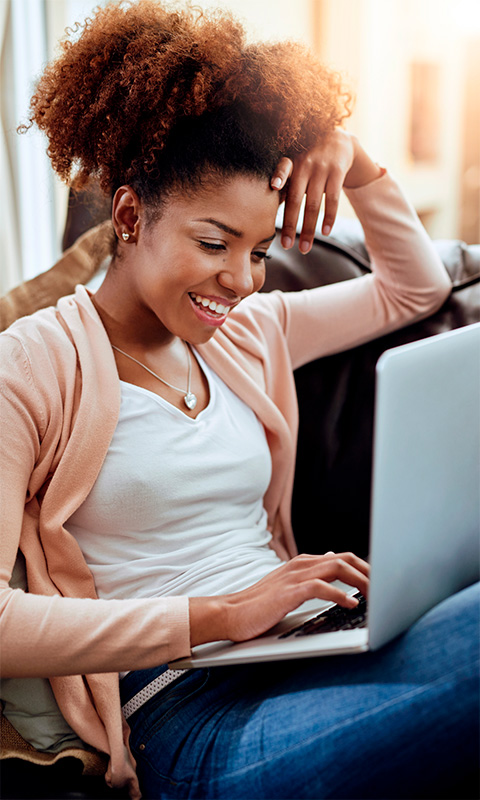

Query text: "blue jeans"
[120, 583, 480, 799]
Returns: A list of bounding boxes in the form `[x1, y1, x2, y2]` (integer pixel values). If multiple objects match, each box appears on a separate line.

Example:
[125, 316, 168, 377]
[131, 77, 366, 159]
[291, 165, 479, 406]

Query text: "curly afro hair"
[22, 0, 351, 207]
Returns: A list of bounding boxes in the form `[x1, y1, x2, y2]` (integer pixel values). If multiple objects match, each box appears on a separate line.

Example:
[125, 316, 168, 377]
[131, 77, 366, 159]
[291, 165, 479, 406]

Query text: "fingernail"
[323, 225, 331, 236]
[348, 596, 359, 606]
[282, 236, 292, 249]
[299, 239, 310, 254]
[271, 177, 282, 189]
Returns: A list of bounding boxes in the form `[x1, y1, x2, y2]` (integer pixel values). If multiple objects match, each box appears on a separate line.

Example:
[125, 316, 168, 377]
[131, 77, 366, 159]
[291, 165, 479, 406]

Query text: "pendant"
[184, 392, 197, 410]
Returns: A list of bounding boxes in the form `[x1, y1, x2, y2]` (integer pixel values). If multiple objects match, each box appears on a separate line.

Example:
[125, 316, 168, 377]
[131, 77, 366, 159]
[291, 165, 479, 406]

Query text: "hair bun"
[22, 0, 351, 196]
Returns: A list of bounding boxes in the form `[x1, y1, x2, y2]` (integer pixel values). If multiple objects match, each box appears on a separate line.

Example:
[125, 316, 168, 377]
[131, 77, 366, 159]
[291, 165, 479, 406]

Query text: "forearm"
[343, 136, 383, 189]
[282, 170, 452, 369]
[0, 588, 190, 677]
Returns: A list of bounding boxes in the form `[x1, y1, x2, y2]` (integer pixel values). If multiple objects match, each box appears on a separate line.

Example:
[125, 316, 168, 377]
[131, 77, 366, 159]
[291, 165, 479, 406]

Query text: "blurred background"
[1, 0, 479, 292]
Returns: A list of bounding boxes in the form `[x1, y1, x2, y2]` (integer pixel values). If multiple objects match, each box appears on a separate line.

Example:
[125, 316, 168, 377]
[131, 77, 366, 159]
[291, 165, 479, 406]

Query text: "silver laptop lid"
[368, 322, 480, 650]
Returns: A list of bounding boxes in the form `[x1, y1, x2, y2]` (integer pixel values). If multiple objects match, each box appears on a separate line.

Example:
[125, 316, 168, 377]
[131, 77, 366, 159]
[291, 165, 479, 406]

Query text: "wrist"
[189, 595, 229, 647]
[344, 138, 384, 189]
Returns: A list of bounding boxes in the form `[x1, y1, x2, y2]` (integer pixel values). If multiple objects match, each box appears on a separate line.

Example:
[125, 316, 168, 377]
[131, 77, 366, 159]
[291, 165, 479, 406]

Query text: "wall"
[192, 0, 314, 44]
[315, 0, 479, 241]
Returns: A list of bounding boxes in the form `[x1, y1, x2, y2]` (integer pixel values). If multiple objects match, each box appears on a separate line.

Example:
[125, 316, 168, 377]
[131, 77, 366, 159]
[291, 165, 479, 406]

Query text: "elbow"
[421, 283, 452, 321]
[388, 274, 452, 326]
[429, 272, 453, 314]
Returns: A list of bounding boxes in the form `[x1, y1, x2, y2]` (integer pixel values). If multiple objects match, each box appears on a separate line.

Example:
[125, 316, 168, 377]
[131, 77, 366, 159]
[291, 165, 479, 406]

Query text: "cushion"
[0, 554, 84, 754]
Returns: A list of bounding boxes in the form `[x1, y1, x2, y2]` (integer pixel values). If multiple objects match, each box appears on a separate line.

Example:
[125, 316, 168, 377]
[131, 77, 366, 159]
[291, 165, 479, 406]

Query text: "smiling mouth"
[188, 293, 233, 317]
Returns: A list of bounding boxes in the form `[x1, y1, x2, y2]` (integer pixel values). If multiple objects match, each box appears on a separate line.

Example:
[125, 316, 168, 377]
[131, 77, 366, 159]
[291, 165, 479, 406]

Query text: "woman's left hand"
[270, 129, 358, 253]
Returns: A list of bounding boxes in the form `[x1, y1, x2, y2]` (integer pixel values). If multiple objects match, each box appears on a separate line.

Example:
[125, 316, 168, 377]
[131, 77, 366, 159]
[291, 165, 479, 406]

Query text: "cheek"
[253, 264, 267, 293]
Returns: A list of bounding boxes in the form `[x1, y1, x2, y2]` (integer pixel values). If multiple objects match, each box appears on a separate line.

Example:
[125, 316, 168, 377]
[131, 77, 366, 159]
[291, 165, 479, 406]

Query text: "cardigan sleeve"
[0, 333, 191, 678]
[275, 171, 452, 371]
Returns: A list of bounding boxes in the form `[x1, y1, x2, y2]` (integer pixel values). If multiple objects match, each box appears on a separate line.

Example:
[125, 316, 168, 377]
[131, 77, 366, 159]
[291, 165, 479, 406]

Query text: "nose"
[217, 254, 256, 298]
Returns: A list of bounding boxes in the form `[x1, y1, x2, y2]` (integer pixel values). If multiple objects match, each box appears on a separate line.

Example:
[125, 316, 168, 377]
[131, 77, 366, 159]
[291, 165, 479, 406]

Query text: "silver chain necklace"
[111, 341, 198, 410]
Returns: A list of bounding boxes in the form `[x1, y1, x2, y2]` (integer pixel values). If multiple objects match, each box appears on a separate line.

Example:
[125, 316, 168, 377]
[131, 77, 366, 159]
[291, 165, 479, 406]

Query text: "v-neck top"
[65, 351, 282, 600]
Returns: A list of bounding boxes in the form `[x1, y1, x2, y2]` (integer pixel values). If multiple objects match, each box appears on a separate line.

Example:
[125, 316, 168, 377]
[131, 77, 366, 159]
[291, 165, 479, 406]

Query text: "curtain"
[0, 0, 21, 293]
[0, 0, 58, 294]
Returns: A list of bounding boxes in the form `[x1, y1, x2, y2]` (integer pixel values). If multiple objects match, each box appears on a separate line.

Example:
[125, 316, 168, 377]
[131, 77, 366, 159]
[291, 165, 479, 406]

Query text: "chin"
[185, 329, 219, 346]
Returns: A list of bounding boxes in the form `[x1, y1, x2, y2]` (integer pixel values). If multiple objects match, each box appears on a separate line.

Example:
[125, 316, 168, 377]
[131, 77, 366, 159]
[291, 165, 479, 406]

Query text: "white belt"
[122, 668, 189, 719]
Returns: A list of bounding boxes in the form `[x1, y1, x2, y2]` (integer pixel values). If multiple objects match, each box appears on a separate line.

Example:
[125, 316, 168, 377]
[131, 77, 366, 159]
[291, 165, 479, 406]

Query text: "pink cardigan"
[0, 173, 451, 793]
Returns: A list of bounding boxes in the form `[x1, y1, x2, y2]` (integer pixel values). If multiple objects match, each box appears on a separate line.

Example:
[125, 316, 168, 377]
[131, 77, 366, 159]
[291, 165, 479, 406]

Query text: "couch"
[1, 193, 479, 800]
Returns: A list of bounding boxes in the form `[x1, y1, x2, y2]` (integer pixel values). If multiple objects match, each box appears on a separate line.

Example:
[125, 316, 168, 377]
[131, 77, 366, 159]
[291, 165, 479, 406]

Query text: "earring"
[121, 232, 130, 241]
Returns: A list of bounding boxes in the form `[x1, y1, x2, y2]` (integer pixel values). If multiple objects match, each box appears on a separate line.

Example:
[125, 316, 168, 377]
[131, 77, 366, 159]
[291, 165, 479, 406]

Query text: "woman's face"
[107, 174, 280, 347]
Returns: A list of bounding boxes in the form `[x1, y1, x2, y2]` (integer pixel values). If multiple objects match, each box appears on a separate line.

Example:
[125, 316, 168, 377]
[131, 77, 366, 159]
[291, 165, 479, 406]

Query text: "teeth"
[190, 294, 229, 315]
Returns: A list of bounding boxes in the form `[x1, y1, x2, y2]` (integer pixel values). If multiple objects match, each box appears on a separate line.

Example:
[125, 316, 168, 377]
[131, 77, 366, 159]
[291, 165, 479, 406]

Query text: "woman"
[0, 2, 477, 799]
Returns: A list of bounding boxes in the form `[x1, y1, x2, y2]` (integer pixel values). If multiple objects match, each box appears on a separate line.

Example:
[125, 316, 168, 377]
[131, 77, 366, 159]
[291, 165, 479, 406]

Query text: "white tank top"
[65, 351, 284, 601]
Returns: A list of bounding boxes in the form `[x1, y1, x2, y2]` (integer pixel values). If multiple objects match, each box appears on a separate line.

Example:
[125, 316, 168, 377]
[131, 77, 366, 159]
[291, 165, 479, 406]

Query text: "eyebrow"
[195, 218, 276, 243]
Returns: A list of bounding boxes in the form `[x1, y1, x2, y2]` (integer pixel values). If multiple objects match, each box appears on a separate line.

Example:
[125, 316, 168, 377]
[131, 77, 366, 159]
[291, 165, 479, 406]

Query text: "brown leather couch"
[1, 196, 479, 800]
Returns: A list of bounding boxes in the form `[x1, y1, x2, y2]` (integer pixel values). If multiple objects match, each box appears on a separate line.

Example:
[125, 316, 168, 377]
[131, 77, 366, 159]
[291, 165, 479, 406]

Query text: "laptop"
[171, 322, 480, 668]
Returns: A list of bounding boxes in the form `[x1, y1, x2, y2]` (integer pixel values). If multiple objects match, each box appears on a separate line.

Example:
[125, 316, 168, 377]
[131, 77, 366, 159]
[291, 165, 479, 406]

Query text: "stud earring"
[121, 232, 130, 241]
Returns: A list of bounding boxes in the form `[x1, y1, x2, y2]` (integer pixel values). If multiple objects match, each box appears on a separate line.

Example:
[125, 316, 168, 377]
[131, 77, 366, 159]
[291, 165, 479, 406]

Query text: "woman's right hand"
[270, 129, 383, 254]
[189, 552, 369, 647]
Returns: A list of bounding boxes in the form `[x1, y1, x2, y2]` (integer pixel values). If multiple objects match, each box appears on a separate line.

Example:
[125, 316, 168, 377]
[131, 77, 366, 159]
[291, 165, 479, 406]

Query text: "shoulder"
[198, 291, 292, 380]
[0, 301, 82, 430]
[0, 285, 106, 365]
[223, 290, 287, 340]
[1, 303, 76, 370]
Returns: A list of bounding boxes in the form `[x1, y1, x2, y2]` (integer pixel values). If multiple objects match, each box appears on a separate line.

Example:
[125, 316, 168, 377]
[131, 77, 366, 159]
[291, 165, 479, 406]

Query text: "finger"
[288, 554, 369, 601]
[321, 170, 343, 236]
[289, 551, 369, 577]
[294, 556, 369, 599]
[281, 171, 310, 249]
[271, 157, 293, 191]
[323, 558, 370, 599]
[322, 551, 370, 576]
[299, 579, 361, 608]
[298, 179, 326, 254]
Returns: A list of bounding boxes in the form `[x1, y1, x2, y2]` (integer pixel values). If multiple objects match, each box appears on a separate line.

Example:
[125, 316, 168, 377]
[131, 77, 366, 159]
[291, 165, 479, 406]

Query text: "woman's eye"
[199, 241, 225, 252]
[199, 241, 271, 262]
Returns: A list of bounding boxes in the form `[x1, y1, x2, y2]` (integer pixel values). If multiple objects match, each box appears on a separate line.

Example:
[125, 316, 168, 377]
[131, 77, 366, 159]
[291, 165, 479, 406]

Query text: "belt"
[121, 668, 189, 720]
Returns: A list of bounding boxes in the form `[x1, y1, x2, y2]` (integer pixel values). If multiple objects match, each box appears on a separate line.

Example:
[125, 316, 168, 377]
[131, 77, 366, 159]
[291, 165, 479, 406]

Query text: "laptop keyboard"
[278, 593, 367, 639]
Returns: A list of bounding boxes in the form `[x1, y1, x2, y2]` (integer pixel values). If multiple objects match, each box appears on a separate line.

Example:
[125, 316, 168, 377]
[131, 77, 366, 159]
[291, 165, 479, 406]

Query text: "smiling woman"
[92, 175, 280, 414]
[1, 2, 477, 800]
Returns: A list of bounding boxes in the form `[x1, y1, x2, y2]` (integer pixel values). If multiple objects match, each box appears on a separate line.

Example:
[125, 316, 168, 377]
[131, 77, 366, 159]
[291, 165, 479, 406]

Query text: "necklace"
[111, 341, 198, 410]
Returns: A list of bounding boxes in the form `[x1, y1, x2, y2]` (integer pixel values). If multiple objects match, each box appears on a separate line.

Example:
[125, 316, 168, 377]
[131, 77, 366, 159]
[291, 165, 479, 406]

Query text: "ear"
[112, 186, 142, 243]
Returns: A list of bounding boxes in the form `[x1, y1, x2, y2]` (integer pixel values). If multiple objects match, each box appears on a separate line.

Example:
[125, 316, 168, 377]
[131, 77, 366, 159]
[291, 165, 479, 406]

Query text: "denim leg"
[126, 582, 479, 799]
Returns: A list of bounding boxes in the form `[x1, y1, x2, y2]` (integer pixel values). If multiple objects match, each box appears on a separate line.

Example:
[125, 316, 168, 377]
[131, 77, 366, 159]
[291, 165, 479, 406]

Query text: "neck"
[91, 289, 176, 353]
